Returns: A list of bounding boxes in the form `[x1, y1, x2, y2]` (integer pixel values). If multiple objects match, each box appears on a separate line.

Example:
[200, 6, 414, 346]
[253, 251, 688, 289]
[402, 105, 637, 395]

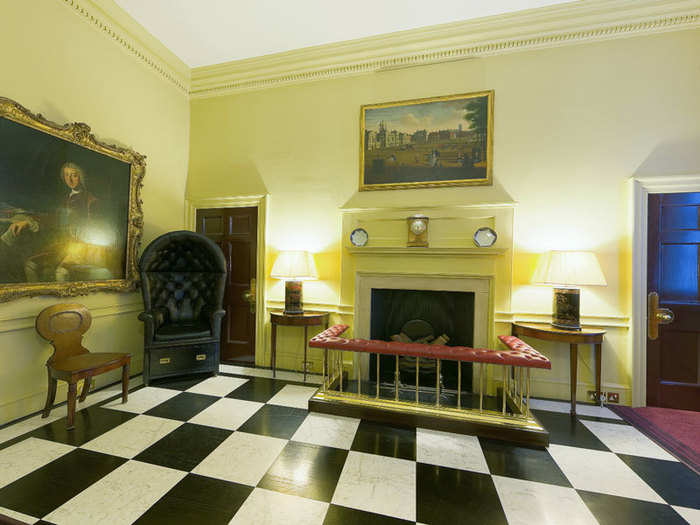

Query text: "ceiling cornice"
[59, 0, 191, 95]
[190, 0, 699, 99]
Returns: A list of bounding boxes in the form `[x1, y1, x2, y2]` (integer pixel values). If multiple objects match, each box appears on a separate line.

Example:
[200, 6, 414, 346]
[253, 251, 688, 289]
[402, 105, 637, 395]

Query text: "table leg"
[595, 343, 602, 406]
[303, 326, 308, 382]
[570, 343, 578, 415]
[271, 323, 277, 378]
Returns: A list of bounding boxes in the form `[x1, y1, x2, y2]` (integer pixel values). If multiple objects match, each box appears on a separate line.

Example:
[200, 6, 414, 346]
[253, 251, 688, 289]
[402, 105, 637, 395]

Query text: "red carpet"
[611, 405, 700, 473]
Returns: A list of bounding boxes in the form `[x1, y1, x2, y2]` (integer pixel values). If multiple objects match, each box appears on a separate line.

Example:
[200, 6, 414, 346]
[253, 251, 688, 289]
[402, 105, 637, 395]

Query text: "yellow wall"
[0, 0, 189, 424]
[189, 29, 700, 404]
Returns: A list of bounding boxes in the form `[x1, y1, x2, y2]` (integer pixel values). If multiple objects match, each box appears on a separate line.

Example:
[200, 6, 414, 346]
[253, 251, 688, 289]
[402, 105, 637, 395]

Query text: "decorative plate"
[473, 227, 497, 247]
[350, 228, 369, 247]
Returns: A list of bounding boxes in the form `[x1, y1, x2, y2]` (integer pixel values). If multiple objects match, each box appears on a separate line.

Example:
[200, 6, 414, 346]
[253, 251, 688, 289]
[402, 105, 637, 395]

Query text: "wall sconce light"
[270, 250, 318, 315]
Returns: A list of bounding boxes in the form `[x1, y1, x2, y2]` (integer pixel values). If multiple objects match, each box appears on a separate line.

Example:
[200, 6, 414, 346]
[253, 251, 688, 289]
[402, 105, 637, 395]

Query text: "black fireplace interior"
[369, 288, 475, 392]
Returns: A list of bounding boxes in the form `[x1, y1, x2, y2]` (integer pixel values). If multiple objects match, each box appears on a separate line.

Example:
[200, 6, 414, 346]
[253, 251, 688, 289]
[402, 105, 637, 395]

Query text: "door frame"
[631, 175, 700, 406]
[186, 194, 269, 367]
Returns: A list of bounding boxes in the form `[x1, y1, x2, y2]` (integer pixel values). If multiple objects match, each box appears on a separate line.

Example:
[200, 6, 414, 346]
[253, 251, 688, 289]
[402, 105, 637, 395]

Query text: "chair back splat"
[35, 303, 92, 364]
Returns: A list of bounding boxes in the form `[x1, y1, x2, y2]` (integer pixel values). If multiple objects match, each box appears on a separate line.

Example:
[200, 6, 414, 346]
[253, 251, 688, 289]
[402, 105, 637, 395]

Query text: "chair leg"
[42, 372, 57, 419]
[79, 375, 92, 403]
[122, 362, 130, 404]
[67, 382, 78, 430]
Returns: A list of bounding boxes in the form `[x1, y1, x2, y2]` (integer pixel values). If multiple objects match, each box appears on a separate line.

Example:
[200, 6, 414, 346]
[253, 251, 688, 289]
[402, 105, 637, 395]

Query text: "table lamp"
[271, 250, 318, 315]
[533, 251, 607, 330]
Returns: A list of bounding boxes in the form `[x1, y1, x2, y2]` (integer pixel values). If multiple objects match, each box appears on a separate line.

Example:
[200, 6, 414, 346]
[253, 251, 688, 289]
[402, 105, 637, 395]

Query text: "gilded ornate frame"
[0, 96, 145, 302]
[359, 90, 494, 191]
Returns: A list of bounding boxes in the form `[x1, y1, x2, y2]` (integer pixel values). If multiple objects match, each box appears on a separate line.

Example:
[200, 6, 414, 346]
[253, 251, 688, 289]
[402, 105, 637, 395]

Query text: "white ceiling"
[114, 0, 576, 68]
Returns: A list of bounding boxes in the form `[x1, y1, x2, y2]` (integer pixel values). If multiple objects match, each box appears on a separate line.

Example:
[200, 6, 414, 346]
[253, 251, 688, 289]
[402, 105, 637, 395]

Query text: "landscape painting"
[360, 91, 493, 191]
[0, 96, 144, 301]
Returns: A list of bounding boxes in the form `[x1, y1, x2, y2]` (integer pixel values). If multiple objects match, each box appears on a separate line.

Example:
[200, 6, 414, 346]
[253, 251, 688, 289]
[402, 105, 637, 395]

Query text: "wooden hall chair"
[36, 303, 131, 429]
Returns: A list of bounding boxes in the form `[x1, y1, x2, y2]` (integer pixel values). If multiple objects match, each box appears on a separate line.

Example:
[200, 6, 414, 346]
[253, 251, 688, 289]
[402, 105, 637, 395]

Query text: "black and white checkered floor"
[0, 365, 698, 524]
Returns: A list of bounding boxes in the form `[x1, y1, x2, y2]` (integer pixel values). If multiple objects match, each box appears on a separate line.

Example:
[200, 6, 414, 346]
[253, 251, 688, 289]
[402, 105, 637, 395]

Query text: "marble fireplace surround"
[353, 272, 491, 380]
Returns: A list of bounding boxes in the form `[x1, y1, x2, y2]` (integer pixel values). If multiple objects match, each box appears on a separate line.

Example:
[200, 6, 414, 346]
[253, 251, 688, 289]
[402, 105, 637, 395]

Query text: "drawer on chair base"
[145, 342, 219, 383]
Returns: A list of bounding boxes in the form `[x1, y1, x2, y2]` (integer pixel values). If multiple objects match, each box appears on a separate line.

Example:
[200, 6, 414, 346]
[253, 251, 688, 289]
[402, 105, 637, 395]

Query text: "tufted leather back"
[139, 231, 226, 324]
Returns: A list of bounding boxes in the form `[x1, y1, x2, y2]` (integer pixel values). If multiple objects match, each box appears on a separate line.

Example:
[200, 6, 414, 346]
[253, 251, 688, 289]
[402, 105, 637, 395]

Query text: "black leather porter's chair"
[138, 231, 226, 385]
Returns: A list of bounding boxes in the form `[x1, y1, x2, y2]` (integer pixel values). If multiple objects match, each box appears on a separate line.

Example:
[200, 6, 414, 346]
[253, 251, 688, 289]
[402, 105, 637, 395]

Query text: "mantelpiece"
[347, 247, 507, 257]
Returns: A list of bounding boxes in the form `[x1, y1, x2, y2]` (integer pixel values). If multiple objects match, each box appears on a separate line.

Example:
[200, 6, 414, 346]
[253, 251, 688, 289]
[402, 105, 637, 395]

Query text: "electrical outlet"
[303, 361, 314, 373]
[607, 392, 619, 403]
[587, 390, 619, 403]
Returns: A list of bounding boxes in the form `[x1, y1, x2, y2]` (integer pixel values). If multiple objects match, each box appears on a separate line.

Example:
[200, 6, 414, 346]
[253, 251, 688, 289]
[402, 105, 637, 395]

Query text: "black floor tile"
[350, 420, 415, 461]
[225, 377, 292, 403]
[133, 473, 252, 525]
[149, 373, 214, 391]
[416, 463, 507, 525]
[144, 392, 219, 421]
[0, 449, 126, 518]
[479, 437, 571, 487]
[134, 423, 232, 472]
[323, 504, 413, 524]
[236, 404, 308, 439]
[617, 454, 700, 509]
[532, 410, 609, 451]
[578, 490, 687, 525]
[258, 441, 348, 502]
[28, 406, 136, 447]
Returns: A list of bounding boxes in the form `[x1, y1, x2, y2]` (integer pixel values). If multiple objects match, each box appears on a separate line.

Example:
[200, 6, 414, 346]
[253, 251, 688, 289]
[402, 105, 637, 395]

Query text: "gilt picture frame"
[360, 90, 494, 191]
[0, 96, 145, 302]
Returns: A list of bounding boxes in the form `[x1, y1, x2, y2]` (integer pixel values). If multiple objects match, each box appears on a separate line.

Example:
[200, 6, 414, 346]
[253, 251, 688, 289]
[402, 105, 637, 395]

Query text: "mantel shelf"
[346, 246, 507, 256]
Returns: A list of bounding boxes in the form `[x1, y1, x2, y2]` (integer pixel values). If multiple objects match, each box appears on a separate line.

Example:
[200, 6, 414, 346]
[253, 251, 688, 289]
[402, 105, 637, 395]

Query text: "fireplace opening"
[369, 288, 475, 392]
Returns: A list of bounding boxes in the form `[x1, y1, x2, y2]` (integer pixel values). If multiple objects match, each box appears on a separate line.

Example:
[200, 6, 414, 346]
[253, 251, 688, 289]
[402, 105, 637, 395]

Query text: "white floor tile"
[188, 398, 263, 431]
[529, 398, 621, 420]
[416, 428, 489, 473]
[492, 475, 598, 525]
[673, 505, 700, 524]
[102, 387, 179, 414]
[81, 415, 182, 458]
[229, 488, 328, 525]
[0, 437, 74, 489]
[0, 413, 64, 446]
[186, 376, 249, 397]
[579, 420, 677, 461]
[267, 385, 318, 409]
[192, 431, 287, 486]
[547, 444, 665, 503]
[332, 451, 416, 521]
[0, 506, 38, 524]
[44, 460, 185, 525]
[291, 413, 360, 450]
[220, 365, 273, 378]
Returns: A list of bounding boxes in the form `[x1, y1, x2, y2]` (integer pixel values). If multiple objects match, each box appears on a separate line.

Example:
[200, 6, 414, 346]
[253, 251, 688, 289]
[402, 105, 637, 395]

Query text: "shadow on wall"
[633, 139, 700, 177]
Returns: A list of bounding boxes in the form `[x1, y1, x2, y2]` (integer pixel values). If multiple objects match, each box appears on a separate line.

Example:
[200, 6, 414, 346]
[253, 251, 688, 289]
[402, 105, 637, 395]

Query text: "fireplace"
[369, 288, 475, 391]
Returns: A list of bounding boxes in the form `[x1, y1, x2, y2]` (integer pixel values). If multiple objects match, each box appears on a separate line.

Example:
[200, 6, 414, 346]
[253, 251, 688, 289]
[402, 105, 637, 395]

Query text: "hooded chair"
[138, 230, 226, 385]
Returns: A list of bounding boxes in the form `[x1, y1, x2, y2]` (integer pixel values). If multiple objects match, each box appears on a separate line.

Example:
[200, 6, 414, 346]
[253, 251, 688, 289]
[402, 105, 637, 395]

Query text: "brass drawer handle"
[159, 357, 171, 365]
[196, 354, 207, 361]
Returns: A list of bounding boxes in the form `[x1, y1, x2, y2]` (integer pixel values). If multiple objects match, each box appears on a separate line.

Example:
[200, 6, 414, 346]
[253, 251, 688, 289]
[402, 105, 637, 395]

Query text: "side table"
[270, 311, 329, 381]
[511, 322, 605, 415]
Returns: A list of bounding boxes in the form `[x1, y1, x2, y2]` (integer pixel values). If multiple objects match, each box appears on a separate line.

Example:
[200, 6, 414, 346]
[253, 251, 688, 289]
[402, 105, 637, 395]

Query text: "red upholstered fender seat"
[309, 325, 551, 370]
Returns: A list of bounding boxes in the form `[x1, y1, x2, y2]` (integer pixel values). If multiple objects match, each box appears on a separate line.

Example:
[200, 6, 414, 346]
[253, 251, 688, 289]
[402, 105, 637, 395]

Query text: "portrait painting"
[360, 91, 493, 191]
[0, 97, 144, 301]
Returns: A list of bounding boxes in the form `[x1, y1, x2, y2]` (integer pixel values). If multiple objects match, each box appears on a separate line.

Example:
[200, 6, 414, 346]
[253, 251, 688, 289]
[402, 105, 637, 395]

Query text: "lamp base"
[552, 287, 581, 331]
[284, 280, 304, 315]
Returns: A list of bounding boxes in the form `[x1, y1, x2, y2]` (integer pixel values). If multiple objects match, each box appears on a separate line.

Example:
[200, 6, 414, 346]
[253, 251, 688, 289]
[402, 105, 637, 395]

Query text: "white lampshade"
[533, 251, 607, 287]
[270, 250, 318, 281]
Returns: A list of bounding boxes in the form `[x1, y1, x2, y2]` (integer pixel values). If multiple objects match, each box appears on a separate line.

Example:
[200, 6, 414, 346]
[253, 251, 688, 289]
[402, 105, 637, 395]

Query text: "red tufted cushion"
[309, 325, 551, 370]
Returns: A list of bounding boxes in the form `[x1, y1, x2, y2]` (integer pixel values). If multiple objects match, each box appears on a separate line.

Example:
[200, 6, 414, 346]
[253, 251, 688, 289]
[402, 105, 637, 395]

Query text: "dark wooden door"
[196, 207, 257, 365]
[647, 192, 700, 410]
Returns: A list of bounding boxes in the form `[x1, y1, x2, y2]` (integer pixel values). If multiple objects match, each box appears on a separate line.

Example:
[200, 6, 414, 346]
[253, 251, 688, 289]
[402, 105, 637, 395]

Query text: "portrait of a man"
[0, 112, 132, 287]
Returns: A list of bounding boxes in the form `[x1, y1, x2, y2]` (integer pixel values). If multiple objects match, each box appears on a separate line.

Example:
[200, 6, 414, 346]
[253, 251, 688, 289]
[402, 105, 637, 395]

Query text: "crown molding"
[190, 0, 699, 98]
[59, 0, 191, 95]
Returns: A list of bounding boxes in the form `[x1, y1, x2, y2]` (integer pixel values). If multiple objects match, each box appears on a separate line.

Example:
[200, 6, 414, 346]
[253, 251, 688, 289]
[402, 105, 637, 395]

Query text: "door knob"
[648, 291, 674, 340]
[242, 278, 256, 314]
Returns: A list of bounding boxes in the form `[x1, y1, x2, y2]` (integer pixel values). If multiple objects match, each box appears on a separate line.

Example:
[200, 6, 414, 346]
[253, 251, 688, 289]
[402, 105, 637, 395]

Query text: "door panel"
[197, 207, 257, 365]
[647, 193, 700, 410]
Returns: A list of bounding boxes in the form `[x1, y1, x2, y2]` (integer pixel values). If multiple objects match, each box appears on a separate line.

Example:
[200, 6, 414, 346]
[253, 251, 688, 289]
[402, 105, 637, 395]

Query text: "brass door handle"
[648, 291, 674, 340]
[242, 278, 256, 314]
